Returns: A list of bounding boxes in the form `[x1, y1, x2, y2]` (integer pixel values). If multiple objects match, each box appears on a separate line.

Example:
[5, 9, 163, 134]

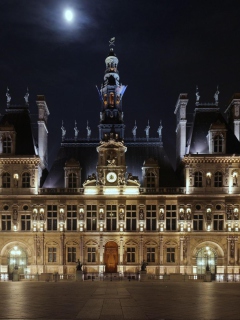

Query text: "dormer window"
[214, 135, 223, 153]
[68, 173, 77, 188]
[147, 172, 155, 188]
[3, 136, 11, 154]
[22, 172, 31, 188]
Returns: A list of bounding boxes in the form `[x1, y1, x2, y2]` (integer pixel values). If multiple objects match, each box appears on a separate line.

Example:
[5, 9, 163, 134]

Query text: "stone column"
[80, 235, 83, 264]
[235, 236, 238, 264]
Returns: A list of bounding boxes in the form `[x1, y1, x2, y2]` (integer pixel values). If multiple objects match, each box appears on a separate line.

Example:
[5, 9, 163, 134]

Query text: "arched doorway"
[196, 246, 217, 275]
[104, 241, 118, 273]
[8, 246, 27, 275]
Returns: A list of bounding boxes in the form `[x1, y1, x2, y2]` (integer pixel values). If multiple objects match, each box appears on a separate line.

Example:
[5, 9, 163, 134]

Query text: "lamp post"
[205, 247, 211, 272]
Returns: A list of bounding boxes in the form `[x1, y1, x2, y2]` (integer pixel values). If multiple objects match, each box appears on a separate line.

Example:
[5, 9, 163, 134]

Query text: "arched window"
[3, 137, 11, 154]
[194, 172, 202, 187]
[146, 172, 155, 188]
[214, 171, 222, 187]
[2, 172, 10, 188]
[68, 173, 77, 188]
[22, 172, 31, 188]
[214, 135, 223, 153]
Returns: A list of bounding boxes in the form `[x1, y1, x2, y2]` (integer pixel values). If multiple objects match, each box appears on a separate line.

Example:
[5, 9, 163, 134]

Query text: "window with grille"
[3, 137, 11, 154]
[193, 214, 203, 231]
[48, 247, 57, 262]
[213, 214, 224, 231]
[126, 205, 137, 231]
[22, 172, 30, 188]
[67, 247, 76, 262]
[86, 205, 97, 231]
[146, 172, 155, 188]
[2, 172, 10, 188]
[67, 205, 77, 231]
[21, 215, 31, 231]
[147, 247, 155, 262]
[87, 247, 96, 262]
[214, 135, 223, 153]
[47, 205, 58, 231]
[194, 172, 202, 187]
[167, 248, 175, 263]
[68, 173, 77, 188]
[1, 214, 11, 230]
[166, 205, 177, 231]
[106, 205, 117, 231]
[127, 247, 136, 262]
[146, 205, 157, 231]
[214, 171, 222, 187]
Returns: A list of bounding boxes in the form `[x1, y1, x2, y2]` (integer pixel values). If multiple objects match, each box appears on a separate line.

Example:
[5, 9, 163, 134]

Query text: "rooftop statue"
[6, 87, 11, 103]
[24, 88, 29, 103]
[196, 85, 200, 102]
[214, 86, 220, 103]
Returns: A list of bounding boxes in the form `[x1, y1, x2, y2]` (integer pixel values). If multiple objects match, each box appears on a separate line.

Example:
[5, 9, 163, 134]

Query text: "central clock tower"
[96, 131, 127, 186]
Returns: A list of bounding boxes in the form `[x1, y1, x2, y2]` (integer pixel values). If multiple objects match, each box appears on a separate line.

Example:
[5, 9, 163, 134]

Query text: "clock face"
[106, 172, 117, 183]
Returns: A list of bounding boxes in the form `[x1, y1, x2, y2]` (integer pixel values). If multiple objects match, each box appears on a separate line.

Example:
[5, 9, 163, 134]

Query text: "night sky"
[0, 0, 240, 169]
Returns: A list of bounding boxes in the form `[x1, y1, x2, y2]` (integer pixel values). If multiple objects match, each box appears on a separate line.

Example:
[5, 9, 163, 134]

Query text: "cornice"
[183, 155, 240, 164]
[0, 157, 41, 165]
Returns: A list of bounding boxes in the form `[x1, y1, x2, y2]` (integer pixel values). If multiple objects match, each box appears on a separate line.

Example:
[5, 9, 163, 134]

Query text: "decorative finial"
[145, 120, 150, 139]
[157, 120, 163, 141]
[61, 121, 66, 141]
[6, 87, 11, 104]
[214, 86, 220, 104]
[86, 121, 91, 139]
[109, 37, 115, 47]
[132, 121, 137, 136]
[196, 85, 200, 103]
[24, 87, 29, 104]
[74, 121, 79, 140]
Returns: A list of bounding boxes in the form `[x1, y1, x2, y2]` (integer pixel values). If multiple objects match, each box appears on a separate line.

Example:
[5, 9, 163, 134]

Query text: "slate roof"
[187, 106, 240, 155]
[43, 138, 180, 188]
[0, 106, 37, 156]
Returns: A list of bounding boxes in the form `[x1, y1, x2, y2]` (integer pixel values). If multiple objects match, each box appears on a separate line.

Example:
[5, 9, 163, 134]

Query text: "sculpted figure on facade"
[139, 208, 144, 220]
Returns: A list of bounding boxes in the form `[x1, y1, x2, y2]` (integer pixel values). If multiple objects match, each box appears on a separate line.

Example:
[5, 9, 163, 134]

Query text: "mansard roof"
[43, 138, 180, 188]
[187, 107, 240, 155]
[0, 106, 37, 156]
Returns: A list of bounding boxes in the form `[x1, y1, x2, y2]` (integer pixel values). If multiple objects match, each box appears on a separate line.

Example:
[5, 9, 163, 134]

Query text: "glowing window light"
[104, 188, 119, 195]
[84, 188, 98, 195]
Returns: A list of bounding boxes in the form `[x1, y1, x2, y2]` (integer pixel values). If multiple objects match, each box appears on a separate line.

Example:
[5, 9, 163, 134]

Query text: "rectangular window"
[67, 205, 77, 231]
[87, 247, 96, 262]
[21, 215, 31, 231]
[166, 205, 177, 231]
[106, 205, 117, 231]
[213, 214, 224, 231]
[146, 205, 157, 231]
[126, 205, 137, 231]
[86, 205, 97, 231]
[2, 214, 11, 230]
[193, 214, 203, 231]
[147, 247, 155, 262]
[48, 247, 57, 262]
[127, 247, 136, 262]
[67, 247, 76, 262]
[167, 248, 175, 263]
[47, 205, 58, 231]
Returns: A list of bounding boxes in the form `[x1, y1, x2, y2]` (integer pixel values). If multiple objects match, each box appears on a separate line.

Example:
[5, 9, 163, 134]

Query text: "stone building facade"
[1, 45, 240, 279]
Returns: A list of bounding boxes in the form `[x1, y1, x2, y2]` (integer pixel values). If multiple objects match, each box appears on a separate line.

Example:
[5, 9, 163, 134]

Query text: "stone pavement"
[0, 280, 240, 319]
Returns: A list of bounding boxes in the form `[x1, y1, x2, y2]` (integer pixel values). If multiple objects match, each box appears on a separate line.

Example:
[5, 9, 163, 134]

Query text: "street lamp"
[205, 246, 211, 272]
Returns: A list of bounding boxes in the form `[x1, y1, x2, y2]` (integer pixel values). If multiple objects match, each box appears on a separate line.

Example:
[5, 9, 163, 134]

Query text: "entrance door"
[104, 241, 118, 273]
[196, 246, 217, 275]
[8, 246, 27, 274]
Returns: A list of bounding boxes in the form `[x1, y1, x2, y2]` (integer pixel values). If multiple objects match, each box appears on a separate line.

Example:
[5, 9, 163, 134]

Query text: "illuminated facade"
[1, 47, 240, 279]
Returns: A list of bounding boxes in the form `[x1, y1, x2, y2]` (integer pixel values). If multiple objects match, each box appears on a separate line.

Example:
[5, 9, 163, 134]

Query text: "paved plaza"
[0, 280, 240, 319]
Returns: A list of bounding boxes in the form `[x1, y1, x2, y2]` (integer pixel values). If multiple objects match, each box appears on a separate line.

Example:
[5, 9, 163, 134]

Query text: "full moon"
[64, 9, 74, 22]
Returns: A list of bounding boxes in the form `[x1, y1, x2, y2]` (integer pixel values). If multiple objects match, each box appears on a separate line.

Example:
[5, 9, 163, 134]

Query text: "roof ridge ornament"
[214, 86, 220, 105]
[145, 120, 150, 141]
[74, 121, 79, 140]
[196, 85, 200, 105]
[86, 121, 91, 140]
[157, 120, 163, 143]
[6, 87, 11, 106]
[109, 37, 115, 47]
[132, 120, 137, 141]
[61, 121, 66, 141]
[24, 87, 29, 104]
